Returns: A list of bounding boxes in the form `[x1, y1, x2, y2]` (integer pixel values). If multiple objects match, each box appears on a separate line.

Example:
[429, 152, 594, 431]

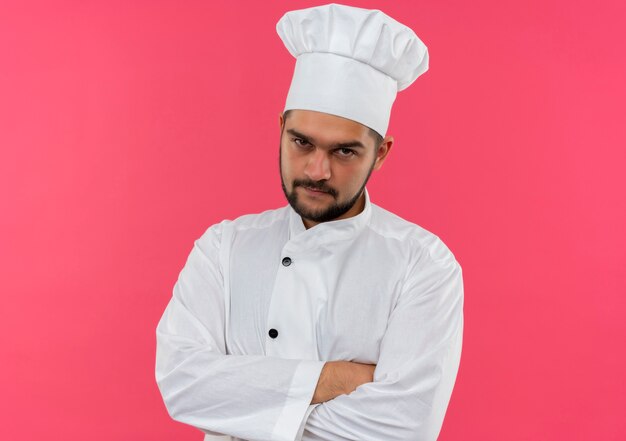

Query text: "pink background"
[1, 0, 625, 439]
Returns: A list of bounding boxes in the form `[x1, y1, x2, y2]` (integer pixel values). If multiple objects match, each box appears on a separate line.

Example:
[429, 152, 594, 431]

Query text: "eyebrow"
[286, 128, 366, 149]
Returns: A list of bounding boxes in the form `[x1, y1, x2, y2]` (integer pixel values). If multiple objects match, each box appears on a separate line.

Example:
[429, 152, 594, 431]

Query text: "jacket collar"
[286, 188, 372, 249]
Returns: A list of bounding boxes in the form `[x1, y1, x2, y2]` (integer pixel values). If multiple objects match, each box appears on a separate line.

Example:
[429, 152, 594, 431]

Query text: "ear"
[279, 112, 284, 131]
[373, 135, 394, 170]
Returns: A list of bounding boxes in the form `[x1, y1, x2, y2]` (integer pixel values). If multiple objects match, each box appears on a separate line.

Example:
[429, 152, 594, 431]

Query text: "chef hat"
[276, 3, 429, 136]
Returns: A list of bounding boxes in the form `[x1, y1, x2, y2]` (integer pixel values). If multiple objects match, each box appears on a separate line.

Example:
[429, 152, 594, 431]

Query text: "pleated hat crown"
[276, 3, 429, 136]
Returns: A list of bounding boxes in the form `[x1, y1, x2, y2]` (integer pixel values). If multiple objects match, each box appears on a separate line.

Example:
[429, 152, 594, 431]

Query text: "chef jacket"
[155, 189, 464, 441]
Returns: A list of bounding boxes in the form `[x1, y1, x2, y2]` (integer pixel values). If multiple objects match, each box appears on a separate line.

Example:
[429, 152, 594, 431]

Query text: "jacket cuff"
[272, 360, 325, 441]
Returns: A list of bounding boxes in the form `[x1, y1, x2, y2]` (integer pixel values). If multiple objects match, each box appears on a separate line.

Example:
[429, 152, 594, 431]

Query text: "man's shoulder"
[191, 206, 289, 258]
[199, 205, 289, 240]
[368, 203, 459, 265]
[369, 203, 438, 243]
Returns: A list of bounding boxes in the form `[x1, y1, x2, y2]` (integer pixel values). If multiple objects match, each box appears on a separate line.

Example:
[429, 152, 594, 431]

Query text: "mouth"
[300, 186, 332, 197]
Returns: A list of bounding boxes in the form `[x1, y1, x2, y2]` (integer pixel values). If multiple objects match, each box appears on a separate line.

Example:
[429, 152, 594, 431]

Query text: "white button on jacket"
[155, 189, 464, 441]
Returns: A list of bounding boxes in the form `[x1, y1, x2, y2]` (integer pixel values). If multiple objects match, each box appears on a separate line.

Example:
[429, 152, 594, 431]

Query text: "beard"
[279, 146, 376, 224]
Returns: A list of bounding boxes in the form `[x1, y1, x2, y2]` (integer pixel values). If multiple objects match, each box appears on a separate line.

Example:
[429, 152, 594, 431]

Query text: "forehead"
[284, 109, 371, 144]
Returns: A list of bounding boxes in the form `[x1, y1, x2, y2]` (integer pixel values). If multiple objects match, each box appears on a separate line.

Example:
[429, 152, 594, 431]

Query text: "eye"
[335, 147, 357, 158]
[292, 138, 310, 147]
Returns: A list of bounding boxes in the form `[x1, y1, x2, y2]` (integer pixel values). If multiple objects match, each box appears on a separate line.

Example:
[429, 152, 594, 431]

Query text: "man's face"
[279, 110, 390, 228]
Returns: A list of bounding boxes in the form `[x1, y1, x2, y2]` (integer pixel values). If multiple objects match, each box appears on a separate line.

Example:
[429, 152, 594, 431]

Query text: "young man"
[156, 4, 464, 441]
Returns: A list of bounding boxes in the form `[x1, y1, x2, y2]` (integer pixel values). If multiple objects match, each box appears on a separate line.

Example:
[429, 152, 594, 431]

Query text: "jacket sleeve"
[301, 237, 464, 441]
[155, 222, 325, 441]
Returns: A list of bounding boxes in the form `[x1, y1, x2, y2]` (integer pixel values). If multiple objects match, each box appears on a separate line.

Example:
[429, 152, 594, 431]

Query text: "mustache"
[293, 179, 338, 198]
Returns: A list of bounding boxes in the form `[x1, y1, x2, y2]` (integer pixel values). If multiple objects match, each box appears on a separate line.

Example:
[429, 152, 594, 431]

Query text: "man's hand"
[311, 361, 376, 404]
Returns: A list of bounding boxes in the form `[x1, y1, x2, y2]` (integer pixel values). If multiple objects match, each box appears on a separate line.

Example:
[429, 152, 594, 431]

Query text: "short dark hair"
[282, 110, 383, 149]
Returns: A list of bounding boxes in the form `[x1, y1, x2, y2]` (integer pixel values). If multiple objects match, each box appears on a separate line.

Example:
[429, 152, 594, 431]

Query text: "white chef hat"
[276, 3, 429, 136]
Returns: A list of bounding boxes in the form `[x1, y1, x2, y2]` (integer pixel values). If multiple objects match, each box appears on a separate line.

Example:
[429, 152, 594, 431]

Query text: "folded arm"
[311, 361, 377, 404]
[155, 224, 325, 441]
[302, 238, 464, 441]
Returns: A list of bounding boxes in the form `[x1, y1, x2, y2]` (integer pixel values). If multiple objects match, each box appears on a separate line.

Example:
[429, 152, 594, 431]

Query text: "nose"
[304, 148, 331, 181]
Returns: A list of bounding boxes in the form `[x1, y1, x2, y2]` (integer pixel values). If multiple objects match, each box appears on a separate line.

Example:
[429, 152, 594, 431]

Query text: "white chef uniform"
[155, 189, 464, 441]
[156, 3, 462, 440]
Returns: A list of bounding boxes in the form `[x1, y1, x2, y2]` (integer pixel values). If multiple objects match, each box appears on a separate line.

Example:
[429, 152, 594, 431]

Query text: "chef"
[155, 3, 464, 441]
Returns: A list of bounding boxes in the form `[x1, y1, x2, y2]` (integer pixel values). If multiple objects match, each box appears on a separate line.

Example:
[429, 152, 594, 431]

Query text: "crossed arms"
[155, 225, 463, 441]
[311, 361, 376, 405]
